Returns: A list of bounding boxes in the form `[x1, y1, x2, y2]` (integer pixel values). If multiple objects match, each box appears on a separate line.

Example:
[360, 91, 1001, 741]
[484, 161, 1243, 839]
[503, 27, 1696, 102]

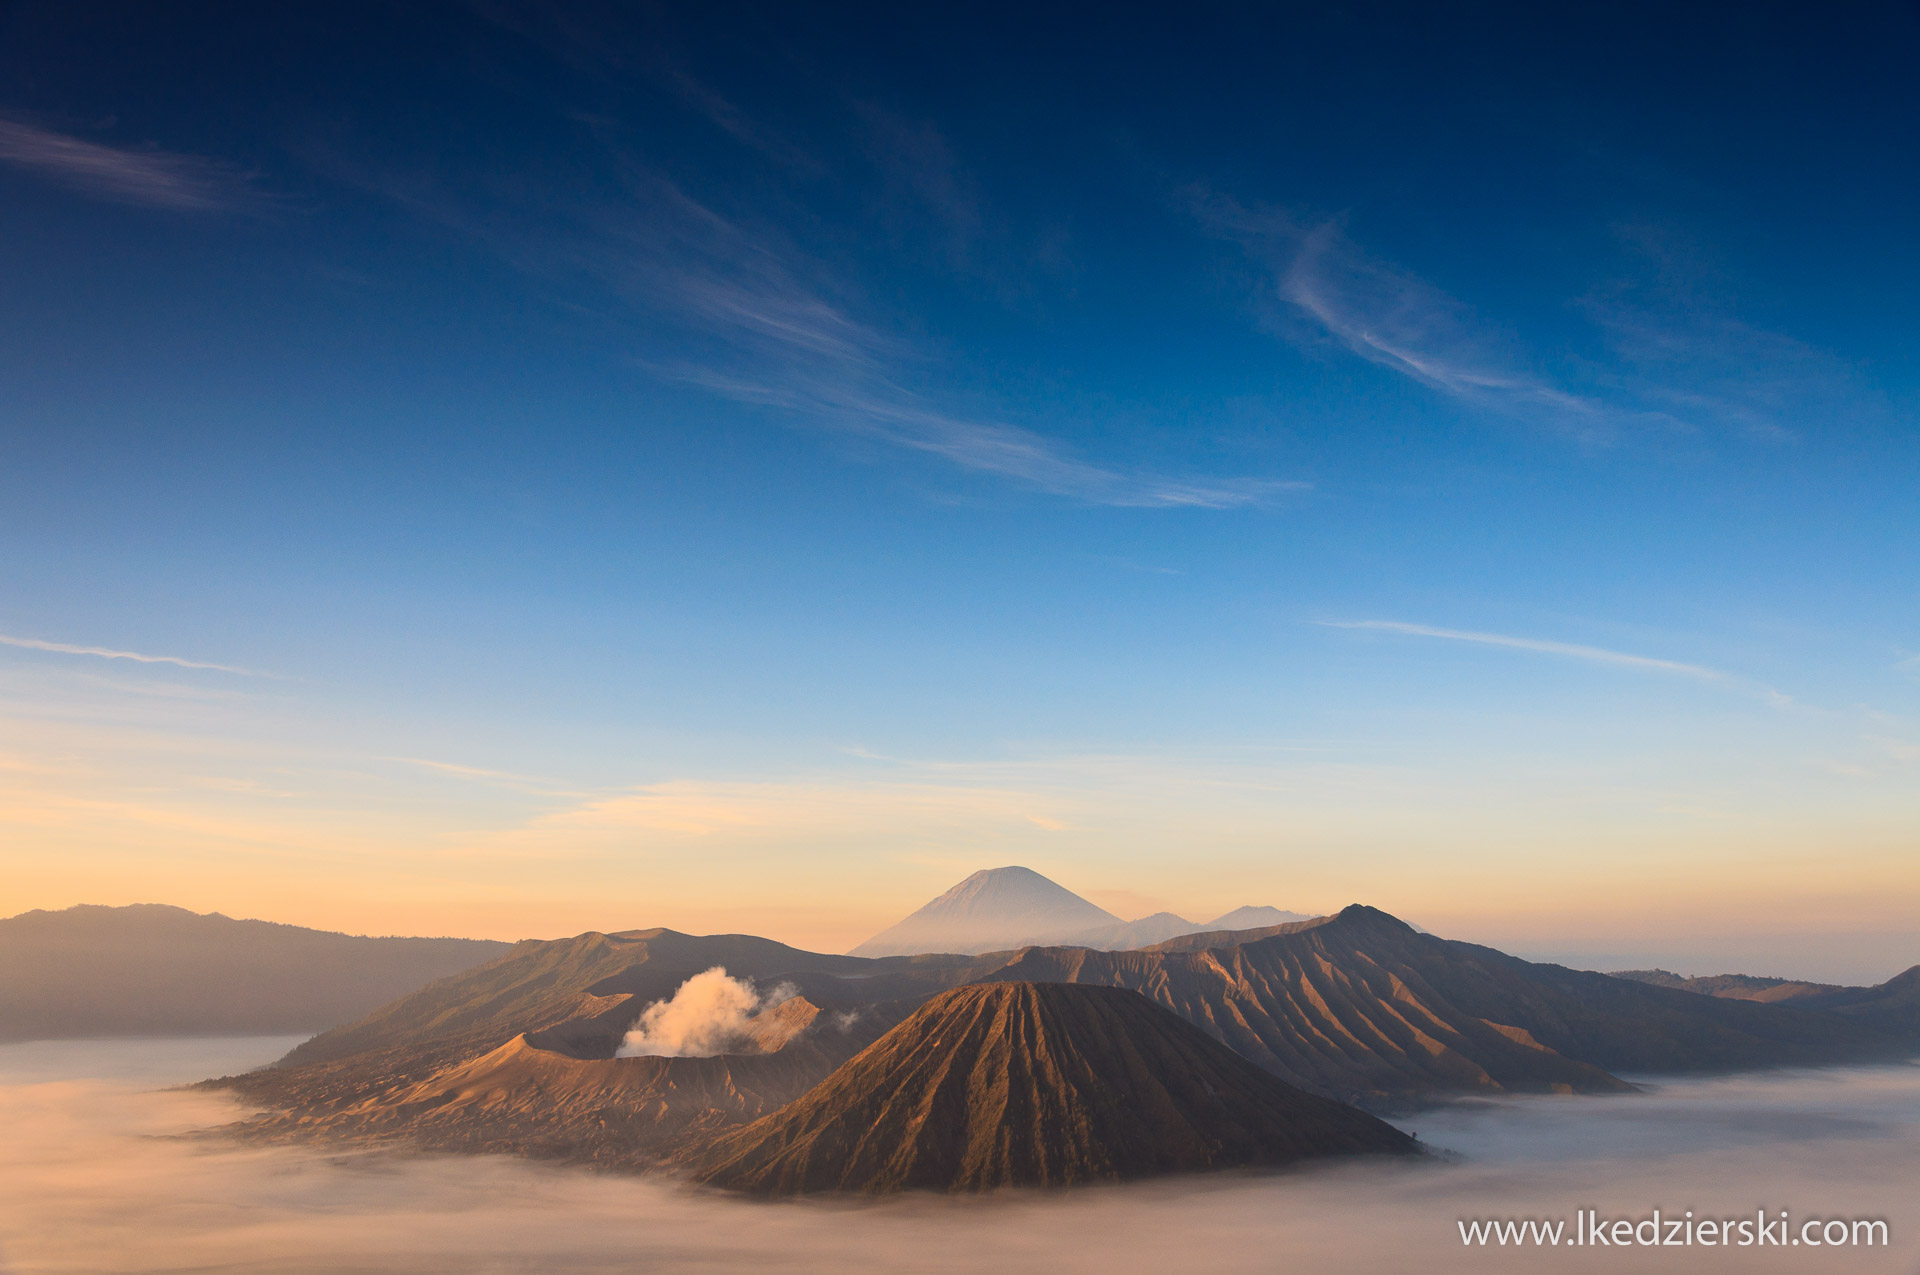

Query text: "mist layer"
[0, 1039, 1914, 1273]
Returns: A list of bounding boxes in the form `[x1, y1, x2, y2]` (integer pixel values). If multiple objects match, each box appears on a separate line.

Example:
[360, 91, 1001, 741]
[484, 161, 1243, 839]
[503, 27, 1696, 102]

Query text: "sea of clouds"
[0, 1036, 1915, 1273]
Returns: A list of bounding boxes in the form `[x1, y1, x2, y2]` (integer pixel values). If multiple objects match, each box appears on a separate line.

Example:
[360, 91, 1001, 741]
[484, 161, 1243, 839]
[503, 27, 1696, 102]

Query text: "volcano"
[208, 906, 1918, 1176]
[690, 981, 1416, 1195]
[849, 866, 1124, 956]
[848, 866, 1312, 956]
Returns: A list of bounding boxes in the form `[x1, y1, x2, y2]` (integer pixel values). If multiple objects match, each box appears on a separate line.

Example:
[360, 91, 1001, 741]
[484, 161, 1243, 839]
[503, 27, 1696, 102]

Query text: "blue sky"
[1, 2, 1916, 978]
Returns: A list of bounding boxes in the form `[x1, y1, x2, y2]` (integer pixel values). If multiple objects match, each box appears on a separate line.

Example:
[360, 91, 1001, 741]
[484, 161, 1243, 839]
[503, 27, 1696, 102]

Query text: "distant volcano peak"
[850, 867, 1319, 957]
[931, 866, 1104, 910]
[848, 866, 1121, 957]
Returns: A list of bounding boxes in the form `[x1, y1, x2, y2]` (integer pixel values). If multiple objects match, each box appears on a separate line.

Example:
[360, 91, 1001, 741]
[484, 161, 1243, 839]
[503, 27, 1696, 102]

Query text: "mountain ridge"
[689, 982, 1417, 1194]
[0, 904, 510, 1042]
[210, 899, 1920, 1170]
[978, 905, 1916, 1107]
[1608, 968, 1847, 1003]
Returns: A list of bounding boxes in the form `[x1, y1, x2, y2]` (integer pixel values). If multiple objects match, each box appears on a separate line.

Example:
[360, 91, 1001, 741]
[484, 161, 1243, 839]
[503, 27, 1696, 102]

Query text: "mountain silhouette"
[0, 904, 509, 1042]
[1608, 969, 1845, 1002]
[690, 982, 1415, 1194]
[1784, 965, 1920, 1034]
[1054, 911, 1204, 950]
[1202, 905, 1313, 930]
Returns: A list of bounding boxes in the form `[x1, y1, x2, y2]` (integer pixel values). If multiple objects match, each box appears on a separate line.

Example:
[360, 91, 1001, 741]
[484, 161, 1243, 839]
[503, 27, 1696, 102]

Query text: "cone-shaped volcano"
[849, 866, 1123, 956]
[690, 981, 1416, 1194]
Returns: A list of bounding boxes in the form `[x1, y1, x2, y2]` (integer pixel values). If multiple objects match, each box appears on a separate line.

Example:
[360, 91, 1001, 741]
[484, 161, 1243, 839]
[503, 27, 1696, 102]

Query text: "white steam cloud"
[615, 967, 793, 1058]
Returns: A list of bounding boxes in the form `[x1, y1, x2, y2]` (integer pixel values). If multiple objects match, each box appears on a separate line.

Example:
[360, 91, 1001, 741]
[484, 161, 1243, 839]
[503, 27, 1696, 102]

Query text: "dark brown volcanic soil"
[690, 982, 1417, 1196]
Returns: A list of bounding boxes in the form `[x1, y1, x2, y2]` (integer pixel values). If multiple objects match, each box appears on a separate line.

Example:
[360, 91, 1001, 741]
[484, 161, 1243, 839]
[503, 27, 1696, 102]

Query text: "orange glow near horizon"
[6, 642, 1918, 986]
[6, 699, 1917, 982]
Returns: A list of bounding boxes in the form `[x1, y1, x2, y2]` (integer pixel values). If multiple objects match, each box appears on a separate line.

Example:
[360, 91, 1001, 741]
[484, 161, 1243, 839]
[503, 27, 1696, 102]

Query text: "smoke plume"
[615, 967, 792, 1058]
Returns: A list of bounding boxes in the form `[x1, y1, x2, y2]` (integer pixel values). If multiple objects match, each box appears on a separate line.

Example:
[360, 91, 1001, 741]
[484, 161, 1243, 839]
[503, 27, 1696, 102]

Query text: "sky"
[1, 1, 1916, 980]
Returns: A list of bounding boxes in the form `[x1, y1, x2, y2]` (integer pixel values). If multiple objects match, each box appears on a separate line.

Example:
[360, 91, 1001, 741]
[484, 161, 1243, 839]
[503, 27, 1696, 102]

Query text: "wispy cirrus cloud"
[1199, 201, 1615, 440]
[1320, 618, 1795, 707]
[379, 756, 588, 797]
[0, 119, 256, 211]
[1277, 224, 1613, 436]
[1319, 619, 1727, 681]
[1202, 198, 1868, 448]
[633, 186, 1292, 507]
[855, 101, 986, 276]
[1580, 296, 1863, 447]
[665, 351, 1292, 508]
[0, 633, 268, 677]
[382, 156, 1293, 509]
[658, 68, 822, 175]
[306, 46, 1291, 512]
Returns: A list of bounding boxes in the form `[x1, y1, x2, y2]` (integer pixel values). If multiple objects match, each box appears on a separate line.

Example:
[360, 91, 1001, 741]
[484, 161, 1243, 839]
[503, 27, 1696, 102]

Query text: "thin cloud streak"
[1203, 197, 1868, 447]
[1319, 620, 1727, 681]
[1197, 198, 1616, 441]
[0, 633, 268, 677]
[666, 360, 1296, 508]
[1577, 224, 1873, 445]
[0, 120, 254, 211]
[1282, 225, 1607, 428]
[379, 756, 590, 797]
[659, 68, 822, 175]
[364, 137, 1292, 508]
[605, 181, 1296, 508]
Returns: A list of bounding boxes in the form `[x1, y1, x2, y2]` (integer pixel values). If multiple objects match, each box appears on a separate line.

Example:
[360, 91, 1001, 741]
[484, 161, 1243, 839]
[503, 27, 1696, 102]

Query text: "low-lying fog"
[1, 1038, 1914, 1273]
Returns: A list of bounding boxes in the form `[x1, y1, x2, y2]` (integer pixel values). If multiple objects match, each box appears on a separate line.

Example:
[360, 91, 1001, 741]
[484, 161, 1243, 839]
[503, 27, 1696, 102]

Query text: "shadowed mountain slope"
[277, 927, 947, 1070]
[227, 997, 891, 1169]
[210, 903, 1919, 1163]
[980, 907, 1916, 1108]
[1798, 966, 1920, 1035]
[1608, 969, 1846, 1003]
[1607, 965, 1920, 1034]
[216, 929, 981, 1123]
[691, 982, 1416, 1195]
[0, 904, 508, 1042]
